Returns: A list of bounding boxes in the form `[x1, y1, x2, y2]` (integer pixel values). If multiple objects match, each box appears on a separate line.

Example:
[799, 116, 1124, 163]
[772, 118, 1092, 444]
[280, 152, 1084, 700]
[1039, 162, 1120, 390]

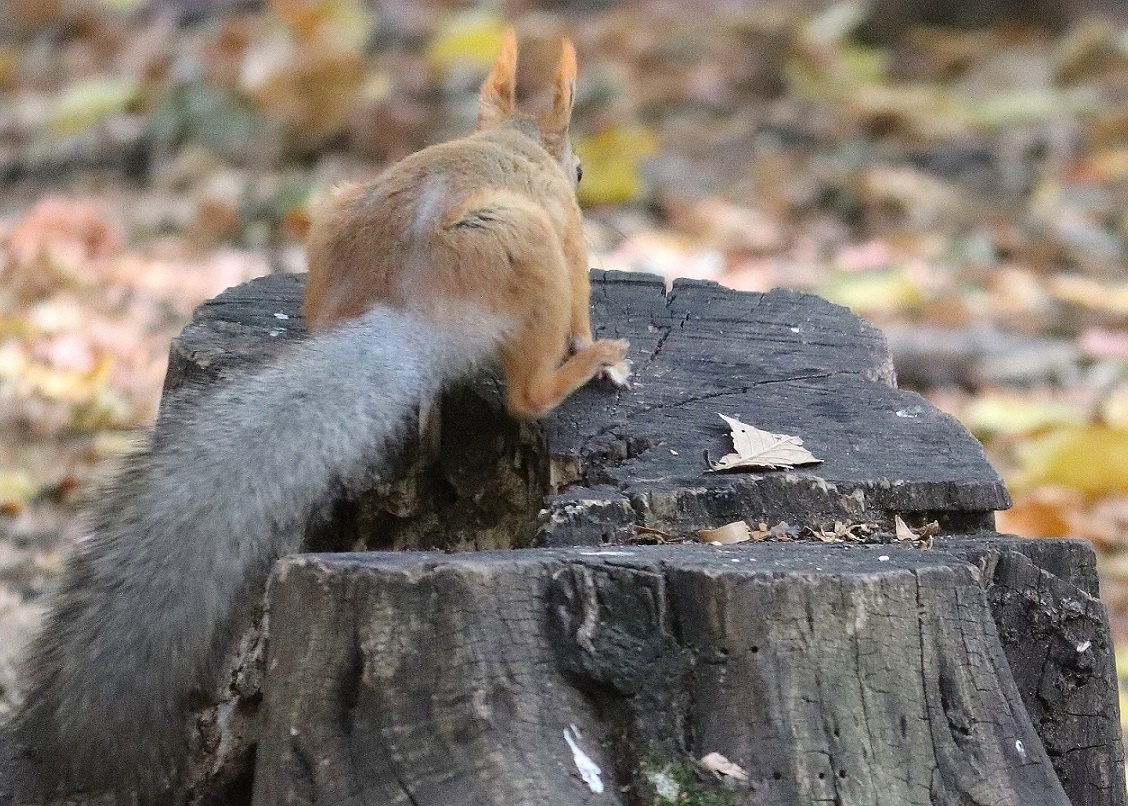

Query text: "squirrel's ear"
[542, 37, 577, 138]
[477, 27, 518, 130]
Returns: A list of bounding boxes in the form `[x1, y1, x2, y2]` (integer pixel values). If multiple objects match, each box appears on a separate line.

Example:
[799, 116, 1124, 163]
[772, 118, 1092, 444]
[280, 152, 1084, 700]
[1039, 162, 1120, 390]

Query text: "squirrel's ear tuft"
[542, 37, 577, 139]
[477, 27, 518, 130]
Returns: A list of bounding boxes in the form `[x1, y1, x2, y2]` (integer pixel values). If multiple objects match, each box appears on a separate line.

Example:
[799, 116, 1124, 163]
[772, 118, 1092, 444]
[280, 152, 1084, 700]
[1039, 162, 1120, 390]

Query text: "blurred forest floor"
[3, 0, 1128, 743]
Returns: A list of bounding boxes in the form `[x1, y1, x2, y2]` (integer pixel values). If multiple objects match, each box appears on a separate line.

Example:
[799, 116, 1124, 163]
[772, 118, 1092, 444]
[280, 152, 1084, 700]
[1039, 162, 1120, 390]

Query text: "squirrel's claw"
[600, 359, 632, 388]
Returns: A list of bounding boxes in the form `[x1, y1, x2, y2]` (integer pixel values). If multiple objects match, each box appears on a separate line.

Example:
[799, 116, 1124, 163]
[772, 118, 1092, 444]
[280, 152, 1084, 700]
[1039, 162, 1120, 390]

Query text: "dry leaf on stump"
[709, 414, 823, 472]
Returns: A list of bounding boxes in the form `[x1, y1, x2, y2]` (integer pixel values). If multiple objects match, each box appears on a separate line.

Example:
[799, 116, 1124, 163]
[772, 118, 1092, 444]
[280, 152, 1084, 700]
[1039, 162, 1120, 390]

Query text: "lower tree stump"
[255, 543, 1076, 806]
[1, 271, 1122, 805]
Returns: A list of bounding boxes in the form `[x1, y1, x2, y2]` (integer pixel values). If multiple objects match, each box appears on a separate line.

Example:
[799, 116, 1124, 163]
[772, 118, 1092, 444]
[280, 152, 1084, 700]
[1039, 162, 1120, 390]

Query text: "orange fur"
[304, 28, 626, 419]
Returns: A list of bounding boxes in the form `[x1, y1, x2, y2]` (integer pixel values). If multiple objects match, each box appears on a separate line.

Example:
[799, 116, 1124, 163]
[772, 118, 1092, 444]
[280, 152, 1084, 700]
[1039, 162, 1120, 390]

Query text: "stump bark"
[1, 271, 1121, 806]
[255, 544, 1073, 806]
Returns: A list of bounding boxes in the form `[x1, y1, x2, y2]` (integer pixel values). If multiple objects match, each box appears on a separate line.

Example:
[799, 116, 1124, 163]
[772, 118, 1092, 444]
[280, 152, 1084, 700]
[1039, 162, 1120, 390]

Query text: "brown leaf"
[697, 521, 751, 544]
[895, 515, 916, 542]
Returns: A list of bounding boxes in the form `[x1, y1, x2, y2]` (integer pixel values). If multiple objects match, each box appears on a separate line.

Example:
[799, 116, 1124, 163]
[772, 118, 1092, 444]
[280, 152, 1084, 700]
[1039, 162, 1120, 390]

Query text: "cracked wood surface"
[541, 271, 1009, 539]
[166, 270, 1010, 546]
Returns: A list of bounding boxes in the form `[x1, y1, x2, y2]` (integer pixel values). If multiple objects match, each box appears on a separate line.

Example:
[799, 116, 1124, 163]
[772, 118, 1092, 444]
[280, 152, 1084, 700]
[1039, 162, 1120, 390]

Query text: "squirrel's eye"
[575, 161, 583, 183]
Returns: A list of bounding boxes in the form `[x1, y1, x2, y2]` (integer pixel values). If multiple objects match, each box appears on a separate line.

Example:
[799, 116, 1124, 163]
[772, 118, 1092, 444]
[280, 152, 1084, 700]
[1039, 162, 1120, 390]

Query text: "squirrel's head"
[476, 27, 582, 189]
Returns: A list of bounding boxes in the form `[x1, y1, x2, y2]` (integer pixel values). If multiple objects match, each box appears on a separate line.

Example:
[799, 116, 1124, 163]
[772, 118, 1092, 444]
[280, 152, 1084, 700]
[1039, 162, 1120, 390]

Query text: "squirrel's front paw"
[593, 339, 631, 388]
[600, 359, 633, 387]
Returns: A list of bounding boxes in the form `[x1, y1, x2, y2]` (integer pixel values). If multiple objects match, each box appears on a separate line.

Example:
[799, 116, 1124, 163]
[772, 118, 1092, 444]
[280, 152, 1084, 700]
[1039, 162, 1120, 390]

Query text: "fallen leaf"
[969, 87, 1100, 130]
[0, 471, 37, 516]
[1073, 148, 1128, 183]
[697, 521, 751, 544]
[961, 394, 1086, 438]
[677, 198, 786, 254]
[573, 125, 659, 206]
[894, 516, 940, 544]
[699, 752, 749, 781]
[1049, 275, 1128, 316]
[818, 268, 927, 317]
[241, 34, 366, 147]
[1053, 18, 1121, 84]
[1017, 425, 1128, 496]
[809, 520, 873, 542]
[426, 9, 508, 74]
[48, 76, 139, 136]
[630, 524, 674, 544]
[996, 486, 1083, 538]
[749, 522, 773, 541]
[270, 0, 372, 48]
[5, 197, 124, 292]
[710, 414, 823, 472]
[811, 527, 841, 543]
[895, 515, 915, 542]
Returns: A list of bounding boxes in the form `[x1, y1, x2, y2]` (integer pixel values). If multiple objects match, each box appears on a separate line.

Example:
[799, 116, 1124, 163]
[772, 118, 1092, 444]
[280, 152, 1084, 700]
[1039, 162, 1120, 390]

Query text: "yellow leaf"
[818, 268, 926, 316]
[1050, 275, 1128, 316]
[961, 394, 1086, 438]
[969, 87, 1100, 131]
[0, 471, 37, 515]
[426, 10, 508, 73]
[573, 125, 658, 206]
[837, 45, 889, 86]
[0, 46, 19, 86]
[1016, 425, 1128, 496]
[48, 76, 139, 135]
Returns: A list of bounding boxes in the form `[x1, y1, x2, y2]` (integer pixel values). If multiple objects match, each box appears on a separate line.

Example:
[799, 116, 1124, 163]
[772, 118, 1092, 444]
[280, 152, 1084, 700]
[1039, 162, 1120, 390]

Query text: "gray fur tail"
[16, 306, 497, 801]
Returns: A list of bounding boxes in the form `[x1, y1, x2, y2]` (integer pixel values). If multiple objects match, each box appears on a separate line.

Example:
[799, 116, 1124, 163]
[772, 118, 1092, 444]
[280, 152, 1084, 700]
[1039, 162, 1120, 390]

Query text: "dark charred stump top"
[166, 270, 1010, 546]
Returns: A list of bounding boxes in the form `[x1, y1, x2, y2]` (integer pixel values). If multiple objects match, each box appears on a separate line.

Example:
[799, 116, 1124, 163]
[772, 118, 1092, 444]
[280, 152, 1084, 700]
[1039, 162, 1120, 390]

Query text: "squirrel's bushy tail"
[17, 306, 498, 799]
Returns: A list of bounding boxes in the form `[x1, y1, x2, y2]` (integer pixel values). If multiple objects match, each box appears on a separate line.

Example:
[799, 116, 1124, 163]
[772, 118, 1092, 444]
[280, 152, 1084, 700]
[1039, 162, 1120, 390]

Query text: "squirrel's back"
[304, 28, 585, 334]
[304, 125, 583, 331]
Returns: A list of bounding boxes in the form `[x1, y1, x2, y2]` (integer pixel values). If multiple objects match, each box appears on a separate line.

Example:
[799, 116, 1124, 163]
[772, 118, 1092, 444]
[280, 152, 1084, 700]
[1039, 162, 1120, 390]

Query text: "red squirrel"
[17, 29, 629, 801]
[305, 28, 629, 416]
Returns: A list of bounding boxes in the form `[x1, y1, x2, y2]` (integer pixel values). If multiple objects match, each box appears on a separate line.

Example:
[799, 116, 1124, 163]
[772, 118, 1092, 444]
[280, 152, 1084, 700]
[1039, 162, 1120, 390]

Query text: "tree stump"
[254, 544, 1074, 806]
[1, 271, 1122, 806]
